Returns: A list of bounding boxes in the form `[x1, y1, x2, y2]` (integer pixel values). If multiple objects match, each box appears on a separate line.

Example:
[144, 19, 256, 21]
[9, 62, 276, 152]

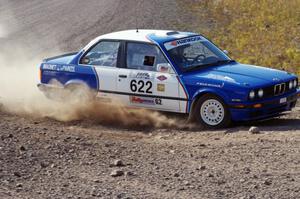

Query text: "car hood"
[183, 62, 295, 88]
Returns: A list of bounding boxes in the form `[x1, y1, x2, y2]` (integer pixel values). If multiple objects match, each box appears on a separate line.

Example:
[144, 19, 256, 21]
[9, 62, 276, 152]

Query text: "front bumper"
[229, 89, 300, 121]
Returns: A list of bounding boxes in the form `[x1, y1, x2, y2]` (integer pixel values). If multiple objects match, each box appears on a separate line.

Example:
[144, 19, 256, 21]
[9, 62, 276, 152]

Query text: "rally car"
[38, 29, 300, 128]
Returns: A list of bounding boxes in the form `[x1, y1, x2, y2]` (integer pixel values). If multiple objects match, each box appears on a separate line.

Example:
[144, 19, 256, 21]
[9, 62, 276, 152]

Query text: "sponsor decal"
[43, 70, 57, 75]
[157, 64, 170, 73]
[197, 82, 225, 88]
[164, 36, 203, 50]
[272, 77, 280, 82]
[130, 96, 155, 105]
[232, 99, 241, 102]
[157, 84, 165, 92]
[130, 72, 151, 79]
[130, 96, 162, 105]
[203, 74, 239, 84]
[42, 64, 76, 73]
[157, 75, 167, 81]
[42, 64, 57, 70]
[155, 98, 162, 105]
[157, 63, 172, 73]
[171, 41, 177, 46]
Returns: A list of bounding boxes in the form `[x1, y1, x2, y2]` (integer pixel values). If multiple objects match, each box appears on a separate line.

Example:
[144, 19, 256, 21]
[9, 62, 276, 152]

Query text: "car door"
[116, 42, 182, 112]
[79, 40, 120, 101]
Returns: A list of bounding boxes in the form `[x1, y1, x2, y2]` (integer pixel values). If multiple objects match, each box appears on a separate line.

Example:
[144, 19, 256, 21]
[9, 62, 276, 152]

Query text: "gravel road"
[0, 1, 299, 199]
[1, 110, 300, 199]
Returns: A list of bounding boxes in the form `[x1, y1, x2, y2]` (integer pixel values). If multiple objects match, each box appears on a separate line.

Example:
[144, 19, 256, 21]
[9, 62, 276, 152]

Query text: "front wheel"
[190, 94, 231, 128]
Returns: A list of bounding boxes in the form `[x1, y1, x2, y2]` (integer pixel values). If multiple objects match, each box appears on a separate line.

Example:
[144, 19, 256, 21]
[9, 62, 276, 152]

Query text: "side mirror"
[157, 63, 174, 74]
[223, 50, 229, 55]
[82, 57, 90, 65]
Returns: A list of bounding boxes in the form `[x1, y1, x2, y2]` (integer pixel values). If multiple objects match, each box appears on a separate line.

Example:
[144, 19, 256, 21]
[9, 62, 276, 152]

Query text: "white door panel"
[116, 69, 181, 112]
[94, 66, 118, 91]
[154, 73, 179, 97]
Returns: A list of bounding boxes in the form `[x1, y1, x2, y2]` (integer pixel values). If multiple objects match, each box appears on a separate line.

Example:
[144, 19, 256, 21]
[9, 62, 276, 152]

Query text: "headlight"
[258, 89, 264, 98]
[289, 81, 293, 89]
[249, 90, 255, 99]
[293, 79, 298, 88]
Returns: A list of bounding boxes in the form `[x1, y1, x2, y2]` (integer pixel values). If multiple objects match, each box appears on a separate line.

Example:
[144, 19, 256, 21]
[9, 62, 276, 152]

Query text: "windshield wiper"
[212, 60, 235, 65]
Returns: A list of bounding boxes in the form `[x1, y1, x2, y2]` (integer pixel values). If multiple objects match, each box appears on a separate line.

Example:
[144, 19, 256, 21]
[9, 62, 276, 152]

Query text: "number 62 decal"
[130, 80, 153, 94]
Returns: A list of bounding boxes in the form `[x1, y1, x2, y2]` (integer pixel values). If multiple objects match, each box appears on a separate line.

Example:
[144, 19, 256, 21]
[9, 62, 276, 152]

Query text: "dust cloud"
[0, 24, 8, 38]
[0, 21, 189, 130]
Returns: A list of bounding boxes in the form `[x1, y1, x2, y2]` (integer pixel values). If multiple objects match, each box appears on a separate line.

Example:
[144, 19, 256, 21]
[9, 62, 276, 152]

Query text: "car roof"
[83, 29, 198, 50]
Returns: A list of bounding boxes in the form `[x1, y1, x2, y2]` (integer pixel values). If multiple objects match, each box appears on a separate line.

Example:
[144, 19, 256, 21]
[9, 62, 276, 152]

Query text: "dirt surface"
[0, 108, 300, 199]
[0, 1, 300, 199]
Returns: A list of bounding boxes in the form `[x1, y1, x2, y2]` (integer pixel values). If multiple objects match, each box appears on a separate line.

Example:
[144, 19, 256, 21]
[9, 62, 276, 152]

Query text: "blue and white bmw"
[38, 30, 300, 128]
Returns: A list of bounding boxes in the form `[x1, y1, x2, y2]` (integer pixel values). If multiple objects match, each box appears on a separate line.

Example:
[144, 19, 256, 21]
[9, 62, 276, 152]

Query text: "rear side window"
[81, 41, 120, 67]
[126, 43, 168, 71]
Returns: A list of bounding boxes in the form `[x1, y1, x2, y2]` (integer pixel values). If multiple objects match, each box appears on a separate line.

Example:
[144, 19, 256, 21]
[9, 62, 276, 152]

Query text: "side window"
[126, 43, 168, 71]
[81, 41, 120, 67]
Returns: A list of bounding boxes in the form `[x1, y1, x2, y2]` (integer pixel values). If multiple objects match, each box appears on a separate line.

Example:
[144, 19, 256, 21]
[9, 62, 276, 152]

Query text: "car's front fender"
[191, 87, 230, 102]
[188, 87, 231, 113]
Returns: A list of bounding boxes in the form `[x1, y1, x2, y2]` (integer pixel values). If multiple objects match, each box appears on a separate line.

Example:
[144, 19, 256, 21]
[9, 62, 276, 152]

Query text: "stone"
[114, 159, 124, 167]
[125, 171, 134, 176]
[183, 181, 190, 186]
[14, 172, 22, 177]
[110, 170, 124, 177]
[40, 162, 48, 168]
[249, 126, 260, 134]
[240, 178, 246, 183]
[19, 146, 26, 151]
[244, 167, 251, 174]
[263, 179, 272, 185]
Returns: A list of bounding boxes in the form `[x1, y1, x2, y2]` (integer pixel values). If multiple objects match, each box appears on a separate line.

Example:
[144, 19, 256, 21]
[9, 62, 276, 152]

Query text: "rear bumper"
[37, 83, 46, 92]
[230, 89, 299, 121]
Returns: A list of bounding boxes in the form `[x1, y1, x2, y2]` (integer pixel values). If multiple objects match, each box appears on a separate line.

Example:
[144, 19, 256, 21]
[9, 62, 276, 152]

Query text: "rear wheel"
[190, 94, 231, 128]
[64, 84, 96, 102]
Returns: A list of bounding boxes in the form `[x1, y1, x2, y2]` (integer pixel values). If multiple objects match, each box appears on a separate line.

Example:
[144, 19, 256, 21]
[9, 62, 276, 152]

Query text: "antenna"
[135, 0, 140, 32]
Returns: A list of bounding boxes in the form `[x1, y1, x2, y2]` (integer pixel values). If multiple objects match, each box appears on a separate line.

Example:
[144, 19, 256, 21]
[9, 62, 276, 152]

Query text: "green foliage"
[185, 0, 300, 75]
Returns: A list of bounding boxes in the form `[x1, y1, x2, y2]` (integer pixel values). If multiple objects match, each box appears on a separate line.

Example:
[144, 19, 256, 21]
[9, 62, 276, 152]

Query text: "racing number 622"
[130, 80, 153, 94]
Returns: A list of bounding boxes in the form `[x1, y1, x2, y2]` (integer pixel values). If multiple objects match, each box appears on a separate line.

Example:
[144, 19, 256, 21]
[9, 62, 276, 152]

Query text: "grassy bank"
[182, 0, 300, 75]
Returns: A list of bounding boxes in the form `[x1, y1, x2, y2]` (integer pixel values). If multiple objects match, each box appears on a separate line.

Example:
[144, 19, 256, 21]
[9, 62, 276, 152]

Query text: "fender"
[189, 87, 230, 113]
[64, 79, 90, 88]
[70, 50, 85, 65]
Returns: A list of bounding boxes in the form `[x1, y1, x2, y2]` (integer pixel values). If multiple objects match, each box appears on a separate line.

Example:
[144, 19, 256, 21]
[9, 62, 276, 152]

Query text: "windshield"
[165, 36, 232, 71]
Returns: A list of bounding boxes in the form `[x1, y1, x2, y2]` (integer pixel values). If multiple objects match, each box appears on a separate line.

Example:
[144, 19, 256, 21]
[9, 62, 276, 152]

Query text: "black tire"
[189, 94, 231, 128]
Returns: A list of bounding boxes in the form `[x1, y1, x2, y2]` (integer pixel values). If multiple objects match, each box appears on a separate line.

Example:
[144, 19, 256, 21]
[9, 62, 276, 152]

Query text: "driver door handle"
[118, 75, 127, 78]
